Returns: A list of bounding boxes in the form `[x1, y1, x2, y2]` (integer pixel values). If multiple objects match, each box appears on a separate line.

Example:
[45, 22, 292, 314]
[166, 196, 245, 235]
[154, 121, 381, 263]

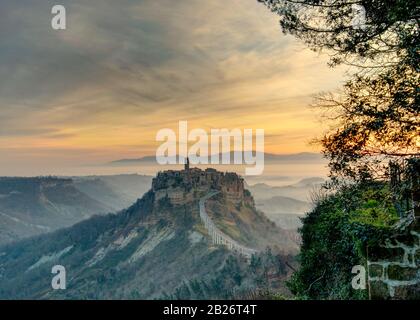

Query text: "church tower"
[185, 157, 190, 171]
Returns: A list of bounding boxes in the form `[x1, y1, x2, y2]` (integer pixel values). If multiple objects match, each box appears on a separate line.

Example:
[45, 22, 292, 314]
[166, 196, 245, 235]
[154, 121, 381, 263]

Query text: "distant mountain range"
[109, 152, 325, 166]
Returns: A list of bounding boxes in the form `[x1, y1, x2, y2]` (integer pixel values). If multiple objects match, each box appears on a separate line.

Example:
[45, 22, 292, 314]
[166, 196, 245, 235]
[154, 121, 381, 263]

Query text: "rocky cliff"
[152, 167, 250, 206]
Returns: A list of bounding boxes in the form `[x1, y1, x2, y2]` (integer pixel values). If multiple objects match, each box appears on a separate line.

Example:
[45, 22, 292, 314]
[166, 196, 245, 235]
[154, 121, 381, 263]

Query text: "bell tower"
[184, 157, 190, 171]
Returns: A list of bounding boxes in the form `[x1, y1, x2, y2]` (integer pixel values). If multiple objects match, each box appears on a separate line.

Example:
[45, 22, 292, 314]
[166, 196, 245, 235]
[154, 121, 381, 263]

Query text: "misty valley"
[0, 168, 321, 299]
[0, 0, 418, 304]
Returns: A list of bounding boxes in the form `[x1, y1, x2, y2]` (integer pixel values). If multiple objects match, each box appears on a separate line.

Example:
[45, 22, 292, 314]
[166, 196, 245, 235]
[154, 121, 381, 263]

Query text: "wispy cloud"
[0, 0, 346, 174]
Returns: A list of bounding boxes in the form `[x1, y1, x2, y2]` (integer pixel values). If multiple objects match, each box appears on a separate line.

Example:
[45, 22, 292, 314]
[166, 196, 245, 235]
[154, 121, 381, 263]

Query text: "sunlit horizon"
[0, 0, 347, 176]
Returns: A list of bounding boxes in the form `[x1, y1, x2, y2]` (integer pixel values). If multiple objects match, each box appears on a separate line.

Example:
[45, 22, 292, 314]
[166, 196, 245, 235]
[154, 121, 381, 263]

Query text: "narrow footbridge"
[199, 191, 257, 258]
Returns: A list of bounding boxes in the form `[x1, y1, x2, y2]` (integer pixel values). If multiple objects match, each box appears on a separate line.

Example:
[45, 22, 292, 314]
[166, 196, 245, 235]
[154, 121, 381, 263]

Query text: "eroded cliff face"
[149, 167, 298, 253]
[152, 167, 251, 207]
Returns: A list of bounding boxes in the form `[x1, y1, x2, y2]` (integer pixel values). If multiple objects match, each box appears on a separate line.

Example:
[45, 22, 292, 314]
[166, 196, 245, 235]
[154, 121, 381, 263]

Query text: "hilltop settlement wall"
[152, 167, 248, 206]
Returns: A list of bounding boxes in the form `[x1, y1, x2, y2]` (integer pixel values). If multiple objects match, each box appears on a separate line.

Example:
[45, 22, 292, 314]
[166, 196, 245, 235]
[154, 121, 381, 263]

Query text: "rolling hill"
[0, 175, 153, 246]
[0, 168, 297, 299]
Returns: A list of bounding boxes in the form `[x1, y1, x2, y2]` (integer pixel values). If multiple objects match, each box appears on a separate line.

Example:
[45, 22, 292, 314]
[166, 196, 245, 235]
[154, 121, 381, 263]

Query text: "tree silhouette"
[259, 0, 419, 181]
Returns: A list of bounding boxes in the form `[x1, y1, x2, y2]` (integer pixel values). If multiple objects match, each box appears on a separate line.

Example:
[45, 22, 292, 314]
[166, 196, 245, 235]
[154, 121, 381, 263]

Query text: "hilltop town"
[152, 159, 252, 206]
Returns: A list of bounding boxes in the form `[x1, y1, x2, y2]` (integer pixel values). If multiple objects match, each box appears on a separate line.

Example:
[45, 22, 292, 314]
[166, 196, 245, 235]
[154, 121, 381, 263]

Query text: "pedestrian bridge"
[199, 191, 257, 258]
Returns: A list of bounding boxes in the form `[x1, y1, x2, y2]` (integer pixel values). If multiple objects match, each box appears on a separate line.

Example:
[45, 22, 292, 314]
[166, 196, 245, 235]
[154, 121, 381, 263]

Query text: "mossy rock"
[387, 265, 418, 281]
[415, 249, 420, 266]
[393, 283, 420, 299]
[369, 281, 390, 299]
[368, 264, 383, 278]
[387, 232, 418, 247]
[368, 246, 404, 262]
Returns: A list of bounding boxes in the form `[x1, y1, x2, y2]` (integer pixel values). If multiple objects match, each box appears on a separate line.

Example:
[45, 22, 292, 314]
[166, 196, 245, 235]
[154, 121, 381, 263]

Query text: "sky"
[0, 0, 347, 176]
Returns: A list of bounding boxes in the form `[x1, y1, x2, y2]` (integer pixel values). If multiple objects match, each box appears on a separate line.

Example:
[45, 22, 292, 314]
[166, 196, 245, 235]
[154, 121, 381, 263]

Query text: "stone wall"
[368, 229, 420, 299]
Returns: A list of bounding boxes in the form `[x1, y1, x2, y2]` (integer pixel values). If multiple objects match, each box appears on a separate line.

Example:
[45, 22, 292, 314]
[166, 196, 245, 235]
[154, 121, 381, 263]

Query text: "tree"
[259, 1, 419, 299]
[258, 0, 419, 68]
[258, 0, 419, 181]
[317, 63, 419, 181]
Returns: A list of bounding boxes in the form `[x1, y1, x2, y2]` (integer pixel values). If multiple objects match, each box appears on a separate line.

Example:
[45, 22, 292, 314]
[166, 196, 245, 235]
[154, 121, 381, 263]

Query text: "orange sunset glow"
[0, 0, 347, 176]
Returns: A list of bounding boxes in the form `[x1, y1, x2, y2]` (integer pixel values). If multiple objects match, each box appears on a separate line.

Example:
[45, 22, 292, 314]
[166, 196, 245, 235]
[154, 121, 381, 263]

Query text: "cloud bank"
[0, 0, 346, 175]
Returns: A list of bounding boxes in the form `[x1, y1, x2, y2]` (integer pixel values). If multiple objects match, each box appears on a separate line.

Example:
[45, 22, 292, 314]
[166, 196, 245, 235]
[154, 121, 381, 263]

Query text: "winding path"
[199, 191, 257, 258]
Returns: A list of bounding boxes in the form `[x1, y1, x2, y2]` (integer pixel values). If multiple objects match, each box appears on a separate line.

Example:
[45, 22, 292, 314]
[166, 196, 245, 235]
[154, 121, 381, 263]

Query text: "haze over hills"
[0, 177, 110, 245]
[0, 167, 297, 299]
[0, 175, 152, 246]
[247, 177, 324, 230]
[0, 170, 322, 245]
[109, 152, 324, 166]
[256, 196, 311, 215]
[72, 174, 152, 209]
[247, 177, 324, 202]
